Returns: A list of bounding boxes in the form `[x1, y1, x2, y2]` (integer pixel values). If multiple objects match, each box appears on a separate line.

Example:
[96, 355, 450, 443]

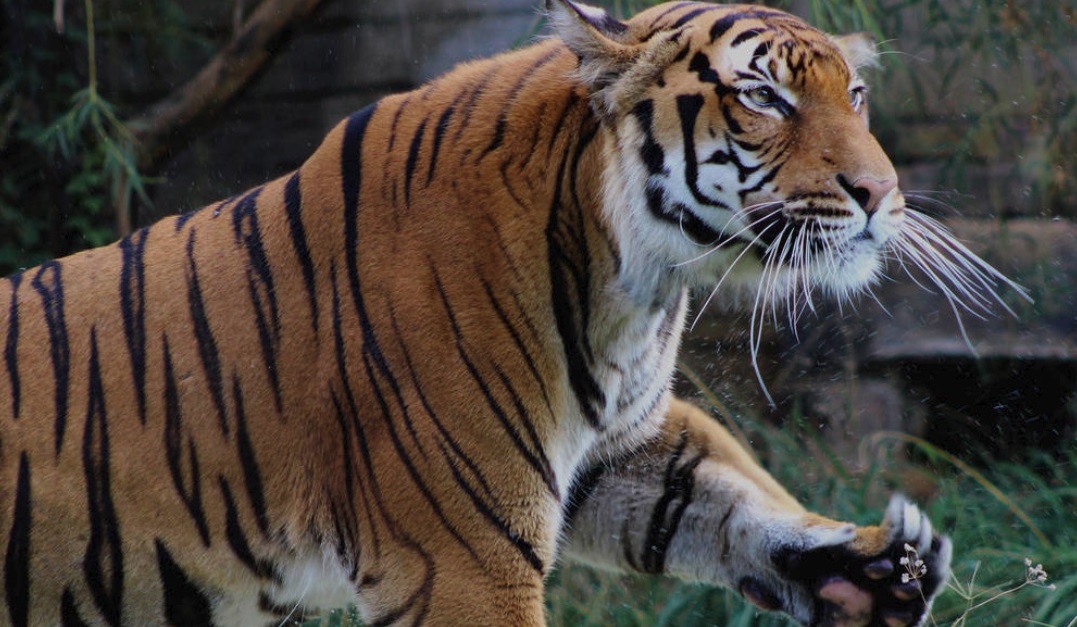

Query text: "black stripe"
[4, 452, 31, 627]
[174, 209, 198, 232]
[341, 103, 377, 331]
[643, 1, 697, 35]
[562, 462, 607, 526]
[155, 539, 214, 626]
[31, 261, 69, 454]
[232, 187, 283, 413]
[232, 373, 270, 535]
[546, 126, 605, 430]
[429, 428, 546, 575]
[453, 67, 498, 143]
[162, 335, 211, 546]
[243, 266, 284, 414]
[359, 349, 487, 567]
[60, 590, 90, 627]
[491, 367, 559, 496]
[631, 99, 667, 176]
[341, 102, 438, 498]
[481, 117, 507, 160]
[185, 230, 229, 436]
[433, 271, 558, 498]
[326, 497, 358, 580]
[386, 94, 411, 152]
[118, 227, 149, 425]
[720, 102, 745, 136]
[386, 307, 498, 503]
[404, 117, 427, 206]
[709, 10, 785, 43]
[219, 477, 274, 579]
[480, 49, 560, 161]
[366, 317, 546, 575]
[676, 93, 733, 213]
[709, 13, 740, 42]
[752, 41, 769, 61]
[339, 103, 511, 575]
[731, 27, 764, 47]
[327, 394, 359, 541]
[258, 591, 298, 618]
[669, 5, 719, 29]
[284, 172, 319, 333]
[426, 105, 456, 185]
[82, 328, 124, 626]
[329, 264, 383, 558]
[739, 158, 783, 201]
[479, 279, 555, 423]
[640, 437, 704, 574]
[545, 91, 580, 157]
[4, 272, 21, 418]
[688, 51, 722, 88]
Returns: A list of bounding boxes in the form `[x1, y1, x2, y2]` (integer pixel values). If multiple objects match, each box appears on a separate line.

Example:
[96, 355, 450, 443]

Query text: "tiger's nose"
[837, 174, 898, 214]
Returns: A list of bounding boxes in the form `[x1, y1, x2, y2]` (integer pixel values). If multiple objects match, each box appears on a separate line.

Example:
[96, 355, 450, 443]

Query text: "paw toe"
[881, 609, 916, 627]
[891, 580, 921, 601]
[864, 558, 894, 580]
[740, 578, 782, 611]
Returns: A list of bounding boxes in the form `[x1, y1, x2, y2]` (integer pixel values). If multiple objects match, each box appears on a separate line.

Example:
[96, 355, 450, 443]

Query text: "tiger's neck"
[287, 38, 692, 507]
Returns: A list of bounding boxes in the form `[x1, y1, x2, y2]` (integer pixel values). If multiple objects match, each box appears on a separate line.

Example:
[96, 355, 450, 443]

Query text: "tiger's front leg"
[561, 398, 952, 627]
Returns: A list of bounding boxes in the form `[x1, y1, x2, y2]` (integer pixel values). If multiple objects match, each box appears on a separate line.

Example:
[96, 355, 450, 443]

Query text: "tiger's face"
[560, 2, 903, 305]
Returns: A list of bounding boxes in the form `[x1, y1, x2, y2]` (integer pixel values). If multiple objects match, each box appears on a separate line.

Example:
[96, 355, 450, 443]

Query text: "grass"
[300, 389, 1076, 626]
[546, 392, 1077, 627]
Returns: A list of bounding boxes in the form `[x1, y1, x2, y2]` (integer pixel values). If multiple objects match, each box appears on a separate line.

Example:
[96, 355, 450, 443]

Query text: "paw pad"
[769, 496, 951, 627]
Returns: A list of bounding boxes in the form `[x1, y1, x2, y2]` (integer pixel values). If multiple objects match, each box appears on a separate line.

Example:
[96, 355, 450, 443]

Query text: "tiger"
[5, 0, 1026, 625]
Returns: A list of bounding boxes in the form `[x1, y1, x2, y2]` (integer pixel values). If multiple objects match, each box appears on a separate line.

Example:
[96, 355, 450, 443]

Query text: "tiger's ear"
[547, 0, 685, 117]
[546, 0, 636, 88]
[831, 32, 879, 71]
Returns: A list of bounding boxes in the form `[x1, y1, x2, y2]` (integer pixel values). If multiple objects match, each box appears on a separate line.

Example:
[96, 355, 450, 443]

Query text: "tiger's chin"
[814, 244, 887, 301]
[697, 237, 886, 311]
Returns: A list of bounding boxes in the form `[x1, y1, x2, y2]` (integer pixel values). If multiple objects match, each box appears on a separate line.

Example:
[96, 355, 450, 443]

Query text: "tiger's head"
[550, 1, 906, 307]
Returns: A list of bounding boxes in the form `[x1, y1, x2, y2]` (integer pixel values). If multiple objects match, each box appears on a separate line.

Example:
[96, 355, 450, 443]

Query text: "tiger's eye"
[747, 86, 779, 107]
[849, 88, 866, 110]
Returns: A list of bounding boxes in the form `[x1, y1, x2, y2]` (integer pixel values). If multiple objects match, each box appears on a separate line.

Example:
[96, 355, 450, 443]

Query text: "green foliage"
[0, 0, 206, 277]
[544, 399, 1077, 626]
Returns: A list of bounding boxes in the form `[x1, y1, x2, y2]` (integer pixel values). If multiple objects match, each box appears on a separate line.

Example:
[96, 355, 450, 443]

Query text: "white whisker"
[673, 204, 785, 268]
[864, 283, 892, 317]
[904, 212, 1030, 310]
[690, 221, 778, 330]
[894, 233, 991, 319]
[768, 226, 794, 328]
[748, 224, 789, 407]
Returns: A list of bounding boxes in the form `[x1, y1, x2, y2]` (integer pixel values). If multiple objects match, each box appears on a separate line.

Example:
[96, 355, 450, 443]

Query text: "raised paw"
[742, 495, 952, 627]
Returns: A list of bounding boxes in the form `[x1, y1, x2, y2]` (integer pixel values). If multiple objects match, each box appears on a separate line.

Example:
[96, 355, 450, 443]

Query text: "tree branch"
[127, 0, 326, 171]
